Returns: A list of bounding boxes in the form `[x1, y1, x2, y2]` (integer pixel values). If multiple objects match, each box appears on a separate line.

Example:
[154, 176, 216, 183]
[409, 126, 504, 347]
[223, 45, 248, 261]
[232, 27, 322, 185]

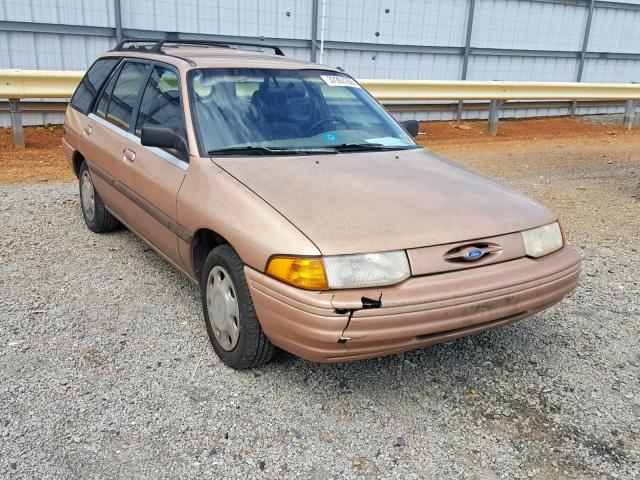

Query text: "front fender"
[177, 156, 320, 278]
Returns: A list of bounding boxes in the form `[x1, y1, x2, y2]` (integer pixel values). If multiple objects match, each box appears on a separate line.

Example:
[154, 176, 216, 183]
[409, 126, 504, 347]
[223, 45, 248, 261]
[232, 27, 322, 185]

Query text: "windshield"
[187, 68, 418, 155]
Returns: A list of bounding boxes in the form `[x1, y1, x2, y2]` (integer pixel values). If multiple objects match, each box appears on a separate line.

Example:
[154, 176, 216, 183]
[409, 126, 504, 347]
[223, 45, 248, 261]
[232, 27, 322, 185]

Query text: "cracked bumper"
[245, 246, 581, 363]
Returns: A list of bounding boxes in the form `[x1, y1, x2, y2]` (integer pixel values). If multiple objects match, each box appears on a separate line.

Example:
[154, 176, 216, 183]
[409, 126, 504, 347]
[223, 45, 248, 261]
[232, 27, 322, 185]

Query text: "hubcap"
[206, 266, 240, 351]
[80, 170, 96, 222]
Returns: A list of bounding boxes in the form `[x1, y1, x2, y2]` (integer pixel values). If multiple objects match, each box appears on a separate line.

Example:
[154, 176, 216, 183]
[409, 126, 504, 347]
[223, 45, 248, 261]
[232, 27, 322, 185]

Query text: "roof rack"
[111, 38, 286, 57]
[112, 38, 163, 51]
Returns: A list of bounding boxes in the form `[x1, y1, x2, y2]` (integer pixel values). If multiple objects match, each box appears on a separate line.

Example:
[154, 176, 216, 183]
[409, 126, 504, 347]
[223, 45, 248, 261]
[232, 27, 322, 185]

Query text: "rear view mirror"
[400, 119, 420, 137]
[141, 125, 189, 158]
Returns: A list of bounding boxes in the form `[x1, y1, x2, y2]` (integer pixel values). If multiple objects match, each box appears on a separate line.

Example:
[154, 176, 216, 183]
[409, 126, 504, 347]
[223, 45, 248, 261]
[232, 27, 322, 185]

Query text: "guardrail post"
[9, 98, 25, 149]
[456, 101, 464, 121]
[488, 99, 502, 136]
[569, 100, 578, 118]
[624, 99, 636, 129]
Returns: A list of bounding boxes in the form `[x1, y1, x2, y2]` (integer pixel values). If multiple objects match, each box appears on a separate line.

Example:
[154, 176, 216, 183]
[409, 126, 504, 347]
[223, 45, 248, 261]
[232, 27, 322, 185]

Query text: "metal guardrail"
[1, 69, 638, 148]
[362, 79, 640, 101]
[0, 69, 84, 98]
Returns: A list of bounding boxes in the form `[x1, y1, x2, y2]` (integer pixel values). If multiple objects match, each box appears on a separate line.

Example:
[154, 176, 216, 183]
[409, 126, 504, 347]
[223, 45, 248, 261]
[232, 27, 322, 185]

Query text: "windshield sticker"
[320, 75, 362, 89]
[323, 133, 338, 141]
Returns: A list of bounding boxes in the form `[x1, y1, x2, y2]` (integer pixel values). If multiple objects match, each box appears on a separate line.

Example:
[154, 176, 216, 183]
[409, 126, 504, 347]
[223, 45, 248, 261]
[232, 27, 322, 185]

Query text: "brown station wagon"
[62, 39, 581, 369]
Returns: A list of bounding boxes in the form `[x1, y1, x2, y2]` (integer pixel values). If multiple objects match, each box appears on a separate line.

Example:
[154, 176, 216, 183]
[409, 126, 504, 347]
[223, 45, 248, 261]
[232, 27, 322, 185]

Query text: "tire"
[78, 161, 119, 233]
[201, 244, 275, 369]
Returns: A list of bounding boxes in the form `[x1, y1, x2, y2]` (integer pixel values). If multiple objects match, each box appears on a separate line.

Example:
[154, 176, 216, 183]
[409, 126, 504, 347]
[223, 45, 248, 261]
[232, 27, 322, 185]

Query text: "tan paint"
[246, 246, 580, 362]
[116, 136, 186, 267]
[63, 45, 582, 363]
[407, 231, 525, 275]
[214, 148, 556, 255]
[80, 114, 127, 218]
[176, 156, 321, 275]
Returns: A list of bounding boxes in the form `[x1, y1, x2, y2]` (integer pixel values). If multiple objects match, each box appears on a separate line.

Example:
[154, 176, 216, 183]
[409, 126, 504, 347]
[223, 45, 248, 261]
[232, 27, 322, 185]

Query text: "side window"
[70, 58, 119, 114]
[104, 62, 149, 131]
[135, 67, 184, 138]
[95, 67, 119, 119]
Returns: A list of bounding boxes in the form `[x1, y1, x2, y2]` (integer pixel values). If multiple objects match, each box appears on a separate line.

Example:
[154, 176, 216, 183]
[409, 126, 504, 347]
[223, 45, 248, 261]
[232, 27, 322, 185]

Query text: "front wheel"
[201, 245, 275, 369]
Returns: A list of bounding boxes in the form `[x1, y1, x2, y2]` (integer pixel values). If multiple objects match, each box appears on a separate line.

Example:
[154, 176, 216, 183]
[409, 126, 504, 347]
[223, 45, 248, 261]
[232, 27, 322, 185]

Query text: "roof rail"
[111, 38, 163, 52]
[111, 38, 286, 57]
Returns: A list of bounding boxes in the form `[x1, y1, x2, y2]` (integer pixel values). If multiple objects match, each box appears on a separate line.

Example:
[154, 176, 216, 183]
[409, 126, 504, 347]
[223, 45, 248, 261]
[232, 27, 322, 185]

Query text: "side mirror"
[141, 125, 189, 158]
[400, 119, 420, 137]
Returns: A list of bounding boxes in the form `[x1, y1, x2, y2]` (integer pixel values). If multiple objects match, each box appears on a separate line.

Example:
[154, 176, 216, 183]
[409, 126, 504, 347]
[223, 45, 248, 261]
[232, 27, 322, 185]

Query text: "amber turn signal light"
[266, 256, 328, 290]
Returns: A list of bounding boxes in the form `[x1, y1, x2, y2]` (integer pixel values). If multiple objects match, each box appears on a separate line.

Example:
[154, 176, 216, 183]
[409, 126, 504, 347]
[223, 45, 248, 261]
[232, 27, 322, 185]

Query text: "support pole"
[9, 99, 25, 149]
[623, 100, 636, 129]
[114, 0, 123, 44]
[488, 99, 502, 136]
[572, 0, 595, 117]
[457, 0, 476, 121]
[318, 0, 326, 64]
[310, 0, 319, 62]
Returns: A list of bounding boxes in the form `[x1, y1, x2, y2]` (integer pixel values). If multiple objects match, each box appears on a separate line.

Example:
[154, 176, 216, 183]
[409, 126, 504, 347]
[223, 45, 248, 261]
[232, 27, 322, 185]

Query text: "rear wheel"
[78, 162, 119, 233]
[201, 245, 275, 369]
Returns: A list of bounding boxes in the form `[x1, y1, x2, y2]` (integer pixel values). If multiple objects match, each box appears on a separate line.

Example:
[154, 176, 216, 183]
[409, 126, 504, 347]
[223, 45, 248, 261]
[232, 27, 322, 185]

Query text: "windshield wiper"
[208, 146, 338, 156]
[333, 143, 415, 152]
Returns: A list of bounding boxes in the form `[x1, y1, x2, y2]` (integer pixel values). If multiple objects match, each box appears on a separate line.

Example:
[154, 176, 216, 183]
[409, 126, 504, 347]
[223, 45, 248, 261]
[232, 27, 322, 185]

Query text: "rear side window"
[70, 58, 119, 114]
[95, 67, 118, 118]
[135, 66, 184, 137]
[104, 62, 149, 131]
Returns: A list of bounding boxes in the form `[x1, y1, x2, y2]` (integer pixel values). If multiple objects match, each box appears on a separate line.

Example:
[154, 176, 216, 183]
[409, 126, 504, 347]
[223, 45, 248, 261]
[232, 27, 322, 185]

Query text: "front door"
[118, 65, 188, 268]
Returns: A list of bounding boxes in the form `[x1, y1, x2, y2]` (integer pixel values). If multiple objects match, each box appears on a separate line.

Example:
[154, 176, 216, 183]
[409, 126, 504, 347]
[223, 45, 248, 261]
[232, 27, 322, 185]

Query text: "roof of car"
[104, 41, 340, 72]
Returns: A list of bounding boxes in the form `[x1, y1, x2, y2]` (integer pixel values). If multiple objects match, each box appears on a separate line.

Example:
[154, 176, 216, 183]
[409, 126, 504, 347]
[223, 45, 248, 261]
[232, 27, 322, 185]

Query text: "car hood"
[213, 148, 556, 255]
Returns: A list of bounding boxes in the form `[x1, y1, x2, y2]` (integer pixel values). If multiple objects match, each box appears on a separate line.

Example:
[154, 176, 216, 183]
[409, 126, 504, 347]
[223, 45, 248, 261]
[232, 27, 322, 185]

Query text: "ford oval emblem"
[444, 243, 502, 263]
[465, 248, 484, 260]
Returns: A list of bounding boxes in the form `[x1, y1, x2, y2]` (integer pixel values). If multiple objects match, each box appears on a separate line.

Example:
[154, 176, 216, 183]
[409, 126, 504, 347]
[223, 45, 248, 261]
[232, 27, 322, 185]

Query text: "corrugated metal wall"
[1, 0, 639, 125]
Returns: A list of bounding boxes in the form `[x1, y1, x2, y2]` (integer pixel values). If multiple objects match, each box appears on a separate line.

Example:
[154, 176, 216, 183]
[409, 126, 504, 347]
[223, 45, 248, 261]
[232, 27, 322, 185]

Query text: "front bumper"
[245, 246, 581, 363]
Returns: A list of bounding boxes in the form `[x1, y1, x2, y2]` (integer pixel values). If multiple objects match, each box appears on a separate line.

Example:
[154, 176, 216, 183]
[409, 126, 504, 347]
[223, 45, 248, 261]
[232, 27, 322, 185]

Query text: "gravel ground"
[1, 141, 639, 479]
[578, 114, 626, 126]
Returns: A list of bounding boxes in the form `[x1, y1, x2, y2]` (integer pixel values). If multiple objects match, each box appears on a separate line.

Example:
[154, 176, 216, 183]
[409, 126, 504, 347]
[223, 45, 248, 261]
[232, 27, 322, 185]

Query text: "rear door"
[65, 57, 120, 173]
[84, 61, 150, 223]
[111, 63, 188, 267]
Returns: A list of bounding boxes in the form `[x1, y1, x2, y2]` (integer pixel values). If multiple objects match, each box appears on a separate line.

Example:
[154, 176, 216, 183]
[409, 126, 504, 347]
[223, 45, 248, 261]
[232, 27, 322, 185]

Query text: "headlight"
[266, 251, 410, 290]
[323, 251, 410, 289]
[521, 222, 564, 258]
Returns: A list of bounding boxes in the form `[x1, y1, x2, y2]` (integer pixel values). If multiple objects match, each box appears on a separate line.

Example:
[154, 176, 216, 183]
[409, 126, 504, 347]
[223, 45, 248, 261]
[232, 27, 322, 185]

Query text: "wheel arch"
[191, 228, 231, 281]
[71, 151, 86, 178]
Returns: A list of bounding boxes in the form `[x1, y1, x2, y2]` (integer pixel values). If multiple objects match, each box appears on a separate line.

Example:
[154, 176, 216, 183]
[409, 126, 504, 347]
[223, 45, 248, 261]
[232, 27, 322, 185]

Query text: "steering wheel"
[306, 116, 349, 136]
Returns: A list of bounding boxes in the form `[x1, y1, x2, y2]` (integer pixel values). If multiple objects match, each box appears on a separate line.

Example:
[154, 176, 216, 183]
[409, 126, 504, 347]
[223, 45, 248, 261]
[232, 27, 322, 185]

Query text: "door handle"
[123, 149, 136, 162]
[83, 125, 92, 136]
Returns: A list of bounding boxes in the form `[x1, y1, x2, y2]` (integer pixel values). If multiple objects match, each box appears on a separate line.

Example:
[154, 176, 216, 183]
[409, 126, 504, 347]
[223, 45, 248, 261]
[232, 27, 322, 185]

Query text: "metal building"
[1, 0, 640, 126]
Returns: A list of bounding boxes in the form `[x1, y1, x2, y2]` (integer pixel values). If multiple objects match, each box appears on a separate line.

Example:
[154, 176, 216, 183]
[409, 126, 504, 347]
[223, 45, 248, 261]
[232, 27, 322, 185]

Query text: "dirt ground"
[0, 126, 70, 183]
